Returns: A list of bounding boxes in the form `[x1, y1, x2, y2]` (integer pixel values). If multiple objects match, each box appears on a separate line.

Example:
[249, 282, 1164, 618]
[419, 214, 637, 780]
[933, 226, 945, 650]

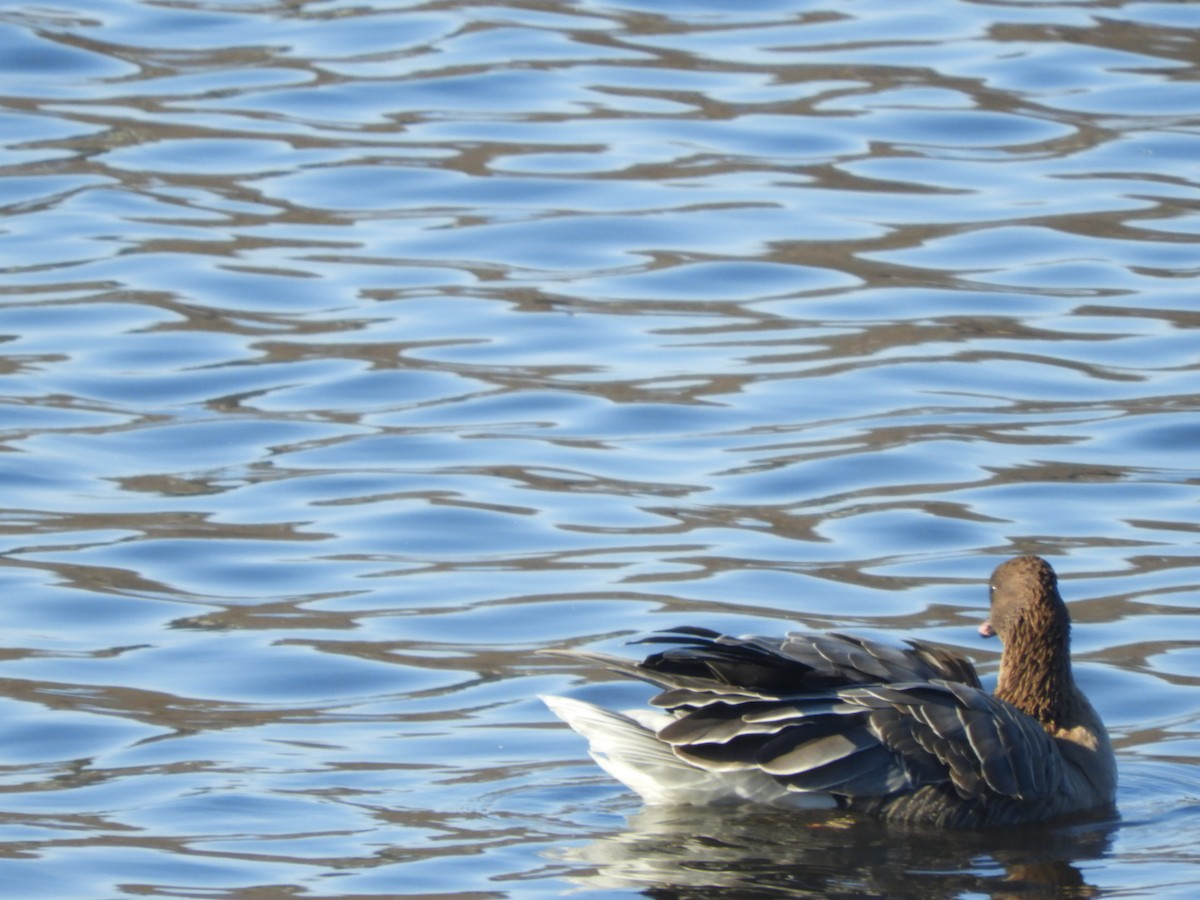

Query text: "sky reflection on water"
[0, 0, 1198, 897]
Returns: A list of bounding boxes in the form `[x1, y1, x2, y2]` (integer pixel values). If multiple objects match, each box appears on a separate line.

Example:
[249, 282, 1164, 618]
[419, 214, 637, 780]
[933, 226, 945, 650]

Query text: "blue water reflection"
[0, 0, 1197, 897]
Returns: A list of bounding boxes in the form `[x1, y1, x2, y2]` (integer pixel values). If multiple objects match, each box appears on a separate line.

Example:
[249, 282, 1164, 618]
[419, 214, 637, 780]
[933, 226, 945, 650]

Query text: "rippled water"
[1, 0, 1198, 896]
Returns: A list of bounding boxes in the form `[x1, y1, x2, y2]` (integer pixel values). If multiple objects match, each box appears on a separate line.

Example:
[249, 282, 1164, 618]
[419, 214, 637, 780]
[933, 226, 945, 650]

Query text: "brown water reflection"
[557, 805, 1114, 898]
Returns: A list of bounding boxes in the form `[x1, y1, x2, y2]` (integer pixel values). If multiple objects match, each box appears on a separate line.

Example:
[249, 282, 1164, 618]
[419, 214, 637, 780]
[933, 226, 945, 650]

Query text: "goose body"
[543, 556, 1116, 828]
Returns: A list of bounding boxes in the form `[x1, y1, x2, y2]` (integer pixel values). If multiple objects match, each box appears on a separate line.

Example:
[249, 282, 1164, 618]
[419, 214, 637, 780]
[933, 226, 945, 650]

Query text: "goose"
[542, 556, 1115, 828]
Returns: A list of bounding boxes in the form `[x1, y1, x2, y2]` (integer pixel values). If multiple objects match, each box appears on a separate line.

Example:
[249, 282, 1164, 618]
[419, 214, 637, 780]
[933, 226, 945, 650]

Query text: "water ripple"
[0, 0, 1198, 897]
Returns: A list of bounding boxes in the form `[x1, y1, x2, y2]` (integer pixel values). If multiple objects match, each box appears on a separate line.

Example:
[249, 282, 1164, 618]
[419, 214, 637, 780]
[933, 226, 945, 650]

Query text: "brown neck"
[994, 611, 1074, 730]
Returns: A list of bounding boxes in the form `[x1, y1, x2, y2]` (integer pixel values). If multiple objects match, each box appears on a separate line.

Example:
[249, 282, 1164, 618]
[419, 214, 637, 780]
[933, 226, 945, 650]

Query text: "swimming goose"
[543, 556, 1116, 828]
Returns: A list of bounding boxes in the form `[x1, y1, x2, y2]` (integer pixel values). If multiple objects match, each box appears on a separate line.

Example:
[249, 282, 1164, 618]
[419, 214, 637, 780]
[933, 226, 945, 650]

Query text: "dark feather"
[780, 744, 903, 796]
[545, 557, 1116, 827]
[757, 721, 877, 776]
[657, 701, 787, 745]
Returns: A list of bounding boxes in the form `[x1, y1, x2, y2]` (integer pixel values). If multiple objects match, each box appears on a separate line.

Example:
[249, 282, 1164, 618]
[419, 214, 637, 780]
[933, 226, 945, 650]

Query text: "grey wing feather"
[848, 681, 1063, 801]
[544, 630, 1063, 805]
[626, 628, 982, 695]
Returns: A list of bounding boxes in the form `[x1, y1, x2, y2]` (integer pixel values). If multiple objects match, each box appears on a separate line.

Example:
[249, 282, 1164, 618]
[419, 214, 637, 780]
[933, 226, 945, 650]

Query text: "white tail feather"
[542, 695, 832, 808]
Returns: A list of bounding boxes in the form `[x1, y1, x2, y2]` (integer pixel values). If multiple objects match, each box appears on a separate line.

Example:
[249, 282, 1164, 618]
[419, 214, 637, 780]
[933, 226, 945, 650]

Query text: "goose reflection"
[555, 803, 1113, 898]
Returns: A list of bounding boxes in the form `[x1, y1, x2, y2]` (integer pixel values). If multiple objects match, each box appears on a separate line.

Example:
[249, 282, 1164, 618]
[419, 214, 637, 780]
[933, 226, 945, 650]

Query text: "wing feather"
[544, 629, 1066, 811]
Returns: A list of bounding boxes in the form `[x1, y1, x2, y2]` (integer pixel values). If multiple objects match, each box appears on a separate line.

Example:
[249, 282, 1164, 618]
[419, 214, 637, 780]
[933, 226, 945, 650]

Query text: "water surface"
[0, 0, 1198, 897]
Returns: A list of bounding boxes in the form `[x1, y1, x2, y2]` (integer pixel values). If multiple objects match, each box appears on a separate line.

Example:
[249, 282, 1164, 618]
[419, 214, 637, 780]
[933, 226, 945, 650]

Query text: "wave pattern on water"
[0, 0, 1198, 896]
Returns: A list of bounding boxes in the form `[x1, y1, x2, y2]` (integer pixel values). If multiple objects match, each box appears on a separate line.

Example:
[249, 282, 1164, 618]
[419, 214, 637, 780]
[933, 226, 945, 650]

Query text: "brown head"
[980, 556, 1067, 643]
[980, 556, 1074, 728]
